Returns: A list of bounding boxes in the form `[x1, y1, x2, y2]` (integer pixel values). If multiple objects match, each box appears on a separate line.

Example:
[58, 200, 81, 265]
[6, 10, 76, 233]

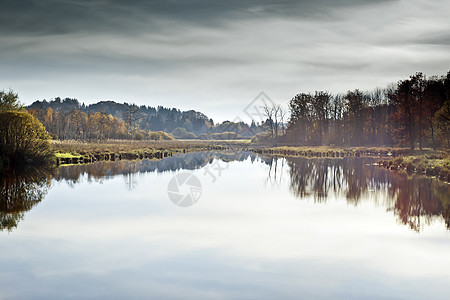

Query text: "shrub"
[134, 132, 145, 140]
[171, 127, 197, 139]
[171, 127, 188, 138]
[209, 132, 241, 140]
[148, 131, 174, 141]
[184, 132, 197, 139]
[251, 132, 272, 144]
[198, 133, 209, 140]
[0, 111, 53, 164]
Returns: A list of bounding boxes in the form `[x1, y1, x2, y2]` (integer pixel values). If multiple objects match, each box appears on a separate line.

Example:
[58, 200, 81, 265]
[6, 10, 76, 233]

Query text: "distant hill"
[28, 97, 213, 134]
[28, 97, 265, 139]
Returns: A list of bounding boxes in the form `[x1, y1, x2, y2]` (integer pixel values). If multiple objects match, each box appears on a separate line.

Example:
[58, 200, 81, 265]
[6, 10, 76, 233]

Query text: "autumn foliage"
[286, 71, 450, 149]
[0, 91, 53, 165]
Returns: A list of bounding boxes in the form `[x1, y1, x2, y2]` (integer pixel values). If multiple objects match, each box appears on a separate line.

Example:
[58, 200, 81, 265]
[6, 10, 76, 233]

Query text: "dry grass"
[51, 139, 226, 155]
[257, 145, 450, 158]
[378, 153, 450, 181]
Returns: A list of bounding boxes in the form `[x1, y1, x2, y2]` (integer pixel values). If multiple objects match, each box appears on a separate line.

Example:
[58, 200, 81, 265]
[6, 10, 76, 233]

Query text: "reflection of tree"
[284, 156, 450, 231]
[125, 172, 138, 191]
[435, 184, 450, 229]
[288, 158, 315, 199]
[389, 173, 446, 231]
[265, 157, 286, 188]
[0, 167, 53, 231]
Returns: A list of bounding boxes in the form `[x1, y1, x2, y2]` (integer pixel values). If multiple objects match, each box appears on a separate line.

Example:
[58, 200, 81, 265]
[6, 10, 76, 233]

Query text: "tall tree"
[288, 93, 313, 145]
[345, 89, 366, 146]
[411, 72, 426, 150]
[392, 79, 415, 149]
[434, 100, 450, 147]
[0, 90, 23, 112]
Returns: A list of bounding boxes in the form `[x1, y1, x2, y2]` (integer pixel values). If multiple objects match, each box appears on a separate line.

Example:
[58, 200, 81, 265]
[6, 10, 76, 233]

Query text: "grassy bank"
[51, 139, 249, 165]
[253, 145, 450, 182]
[252, 146, 420, 158]
[377, 155, 450, 182]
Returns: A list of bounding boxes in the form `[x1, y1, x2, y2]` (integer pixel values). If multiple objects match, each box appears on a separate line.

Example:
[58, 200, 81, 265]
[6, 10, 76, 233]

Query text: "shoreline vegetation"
[48, 140, 450, 183]
[51, 139, 248, 165]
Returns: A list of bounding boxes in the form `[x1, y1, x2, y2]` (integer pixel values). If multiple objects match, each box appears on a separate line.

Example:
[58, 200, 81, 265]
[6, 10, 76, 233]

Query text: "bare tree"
[262, 104, 275, 137]
[124, 105, 140, 139]
[273, 104, 281, 138]
[279, 106, 287, 136]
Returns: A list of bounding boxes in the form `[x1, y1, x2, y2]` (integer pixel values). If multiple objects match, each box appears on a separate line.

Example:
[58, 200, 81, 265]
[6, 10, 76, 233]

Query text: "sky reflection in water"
[0, 152, 449, 299]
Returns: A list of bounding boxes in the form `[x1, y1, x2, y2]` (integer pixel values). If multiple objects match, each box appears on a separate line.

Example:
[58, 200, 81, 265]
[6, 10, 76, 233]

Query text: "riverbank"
[252, 146, 416, 158]
[52, 139, 249, 165]
[252, 145, 450, 182]
[377, 155, 450, 182]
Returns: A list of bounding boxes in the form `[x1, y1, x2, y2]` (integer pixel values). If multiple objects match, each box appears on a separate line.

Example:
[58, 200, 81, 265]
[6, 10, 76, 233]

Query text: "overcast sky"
[1, 0, 449, 122]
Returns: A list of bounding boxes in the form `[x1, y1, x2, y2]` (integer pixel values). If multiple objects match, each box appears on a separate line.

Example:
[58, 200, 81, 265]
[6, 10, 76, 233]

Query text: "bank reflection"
[54, 151, 254, 186]
[281, 156, 450, 232]
[0, 167, 53, 231]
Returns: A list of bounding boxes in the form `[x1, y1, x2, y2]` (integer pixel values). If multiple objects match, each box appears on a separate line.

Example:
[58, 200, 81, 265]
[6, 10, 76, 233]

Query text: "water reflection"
[278, 156, 450, 232]
[0, 166, 53, 231]
[0, 152, 252, 231]
[54, 151, 254, 187]
[1, 153, 449, 233]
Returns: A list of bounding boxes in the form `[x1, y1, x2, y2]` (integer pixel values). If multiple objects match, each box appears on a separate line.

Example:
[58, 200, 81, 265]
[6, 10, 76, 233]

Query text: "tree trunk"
[419, 99, 423, 150]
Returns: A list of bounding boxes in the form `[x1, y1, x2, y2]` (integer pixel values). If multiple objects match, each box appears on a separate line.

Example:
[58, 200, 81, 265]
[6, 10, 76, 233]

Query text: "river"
[1, 151, 449, 299]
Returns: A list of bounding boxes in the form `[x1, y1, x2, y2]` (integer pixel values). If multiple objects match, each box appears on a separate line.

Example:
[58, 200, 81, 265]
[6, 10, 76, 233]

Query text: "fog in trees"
[286, 71, 450, 149]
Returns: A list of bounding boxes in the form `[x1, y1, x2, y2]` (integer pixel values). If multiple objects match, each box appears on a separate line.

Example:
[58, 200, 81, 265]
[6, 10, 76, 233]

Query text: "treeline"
[28, 108, 129, 140]
[286, 71, 450, 149]
[28, 99, 265, 140]
[28, 107, 175, 141]
[28, 99, 213, 135]
[171, 120, 263, 139]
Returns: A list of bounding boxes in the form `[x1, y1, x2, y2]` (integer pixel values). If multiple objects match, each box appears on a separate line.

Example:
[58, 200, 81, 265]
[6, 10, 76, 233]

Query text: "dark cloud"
[1, 0, 395, 35]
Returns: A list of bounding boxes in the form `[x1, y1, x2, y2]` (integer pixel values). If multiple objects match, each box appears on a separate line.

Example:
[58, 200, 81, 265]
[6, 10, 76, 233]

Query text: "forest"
[284, 71, 450, 149]
[27, 99, 265, 140]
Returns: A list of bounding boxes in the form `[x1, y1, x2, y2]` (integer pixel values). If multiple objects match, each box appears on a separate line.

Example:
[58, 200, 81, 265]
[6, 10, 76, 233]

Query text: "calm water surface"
[1, 152, 449, 299]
